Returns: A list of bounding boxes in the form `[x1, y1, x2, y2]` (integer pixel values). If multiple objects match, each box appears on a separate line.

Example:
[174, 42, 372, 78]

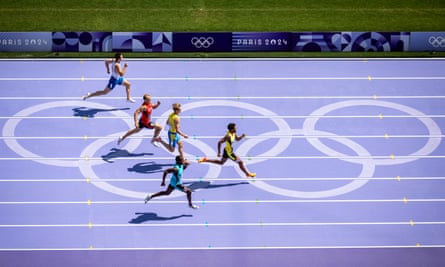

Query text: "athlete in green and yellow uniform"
[198, 123, 256, 178]
[154, 103, 188, 160]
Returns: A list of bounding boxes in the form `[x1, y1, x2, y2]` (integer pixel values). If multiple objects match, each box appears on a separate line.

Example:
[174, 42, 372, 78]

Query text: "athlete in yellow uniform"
[198, 123, 256, 178]
[154, 103, 188, 160]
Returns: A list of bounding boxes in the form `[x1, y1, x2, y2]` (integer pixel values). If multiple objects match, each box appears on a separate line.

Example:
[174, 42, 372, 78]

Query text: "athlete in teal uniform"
[144, 156, 198, 209]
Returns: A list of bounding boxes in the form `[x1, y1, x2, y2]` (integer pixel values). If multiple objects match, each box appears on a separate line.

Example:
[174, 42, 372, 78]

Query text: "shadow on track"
[129, 213, 193, 224]
[72, 107, 130, 118]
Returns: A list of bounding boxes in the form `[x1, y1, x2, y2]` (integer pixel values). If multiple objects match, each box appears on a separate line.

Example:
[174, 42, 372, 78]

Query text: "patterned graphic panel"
[52, 32, 112, 52]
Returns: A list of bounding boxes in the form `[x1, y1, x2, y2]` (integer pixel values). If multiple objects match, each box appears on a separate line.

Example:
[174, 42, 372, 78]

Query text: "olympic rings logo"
[428, 36, 445, 48]
[191, 37, 214, 49]
[2, 100, 442, 199]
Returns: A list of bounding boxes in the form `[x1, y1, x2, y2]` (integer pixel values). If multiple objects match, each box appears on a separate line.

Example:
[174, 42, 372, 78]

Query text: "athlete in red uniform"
[118, 94, 162, 146]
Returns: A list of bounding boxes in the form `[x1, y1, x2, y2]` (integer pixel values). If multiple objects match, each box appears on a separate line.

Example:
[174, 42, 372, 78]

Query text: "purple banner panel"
[52, 32, 112, 52]
[341, 32, 410, 52]
[292, 32, 342, 52]
[172, 32, 232, 52]
[112, 32, 172, 52]
[410, 32, 445, 52]
[0, 32, 52, 52]
[232, 32, 291, 51]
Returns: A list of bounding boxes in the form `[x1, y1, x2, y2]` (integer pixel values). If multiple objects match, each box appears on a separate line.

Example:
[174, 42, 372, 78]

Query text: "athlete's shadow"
[129, 213, 193, 224]
[128, 161, 173, 174]
[72, 107, 130, 118]
[102, 148, 153, 163]
[185, 181, 249, 191]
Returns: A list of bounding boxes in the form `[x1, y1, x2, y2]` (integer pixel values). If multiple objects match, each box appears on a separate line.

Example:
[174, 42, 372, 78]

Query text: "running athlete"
[82, 53, 135, 103]
[198, 123, 256, 178]
[154, 103, 188, 160]
[144, 156, 199, 209]
[117, 94, 162, 147]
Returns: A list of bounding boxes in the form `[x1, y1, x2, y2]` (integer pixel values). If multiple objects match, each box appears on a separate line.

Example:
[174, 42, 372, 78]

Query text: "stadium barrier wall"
[1, 32, 444, 52]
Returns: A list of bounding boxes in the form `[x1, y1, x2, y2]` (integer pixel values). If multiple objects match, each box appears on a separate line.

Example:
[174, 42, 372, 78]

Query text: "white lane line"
[2, 95, 445, 100]
[1, 114, 445, 119]
[1, 221, 445, 228]
[1, 76, 445, 81]
[1, 134, 444, 140]
[1, 244, 445, 251]
[1, 176, 445, 182]
[1, 199, 445, 205]
[1, 155, 444, 161]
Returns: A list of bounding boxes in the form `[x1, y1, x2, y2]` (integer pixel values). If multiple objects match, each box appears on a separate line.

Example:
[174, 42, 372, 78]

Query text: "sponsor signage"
[172, 32, 232, 52]
[0, 32, 52, 52]
[410, 32, 445, 52]
[2, 31, 444, 52]
[232, 32, 291, 51]
[52, 32, 112, 52]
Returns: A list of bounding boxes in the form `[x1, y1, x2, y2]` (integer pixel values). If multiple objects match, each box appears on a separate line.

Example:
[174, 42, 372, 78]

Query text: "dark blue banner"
[0, 32, 52, 52]
[232, 32, 291, 51]
[410, 32, 445, 52]
[52, 32, 112, 52]
[172, 32, 232, 52]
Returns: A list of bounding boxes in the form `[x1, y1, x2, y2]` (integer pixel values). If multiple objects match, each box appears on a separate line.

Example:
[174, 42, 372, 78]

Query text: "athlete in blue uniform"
[198, 123, 256, 178]
[82, 53, 135, 103]
[144, 156, 198, 209]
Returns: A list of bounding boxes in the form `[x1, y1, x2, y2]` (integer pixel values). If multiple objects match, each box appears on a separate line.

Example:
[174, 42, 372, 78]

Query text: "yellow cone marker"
[410, 219, 414, 227]
[397, 175, 401, 182]
[403, 197, 408, 204]
[87, 199, 91, 206]
[384, 133, 389, 139]
[81, 76, 85, 82]
[368, 75, 372, 81]
[390, 154, 395, 160]
[85, 155, 89, 161]
[89, 245, 94, 250]
[379, 114, 383, 120]
[82, 116, 87, 121]
[373, 94, 377, 100]
[88, 222, 93, 229]
[83, 135, 88, 141]
[416, 243, 421, 247]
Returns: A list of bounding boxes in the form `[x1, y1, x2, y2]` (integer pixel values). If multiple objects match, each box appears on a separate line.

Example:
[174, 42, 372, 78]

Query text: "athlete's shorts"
[106, 76, 124, 90]
[223, 149, 238, 161]
[168, 131, 180, 148]
[168, 184, 185, 192]
[138, 120, 155, 129]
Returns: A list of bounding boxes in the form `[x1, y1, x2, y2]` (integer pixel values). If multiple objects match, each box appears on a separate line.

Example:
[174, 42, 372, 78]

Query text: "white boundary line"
[1, 114, 445, 119]
[0, 57, 444, 61]
[1, 155, 444, 161]
[1, 198, 445, 205]
[2, 95, 445, 100]
[1, 134, 445, 140]
[1, 244, 445, 252]
[1, 76, 445, 81]
[1, 221, 445, 228]
[1, 176, 445, 182]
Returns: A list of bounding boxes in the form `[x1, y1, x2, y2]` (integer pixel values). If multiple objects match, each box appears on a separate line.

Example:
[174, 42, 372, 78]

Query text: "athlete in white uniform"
[82, 53, 135, 103]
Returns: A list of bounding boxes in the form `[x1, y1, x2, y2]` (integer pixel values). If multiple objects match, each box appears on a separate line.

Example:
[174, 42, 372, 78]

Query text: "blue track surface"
[1, 58, 444, 266]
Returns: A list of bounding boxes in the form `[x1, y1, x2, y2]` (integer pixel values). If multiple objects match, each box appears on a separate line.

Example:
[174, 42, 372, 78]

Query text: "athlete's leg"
[122, 79, 135, 102]
[155, 137, 175, 152]
[179, 185, 198, 209]
[236, 157, 256, 178]
[118, 127, 142, 145]
[83, 87, 111, 100]
[200, 157, 227, 165]
[150, 185, 174, 198]
[177, 141, 185, 161]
